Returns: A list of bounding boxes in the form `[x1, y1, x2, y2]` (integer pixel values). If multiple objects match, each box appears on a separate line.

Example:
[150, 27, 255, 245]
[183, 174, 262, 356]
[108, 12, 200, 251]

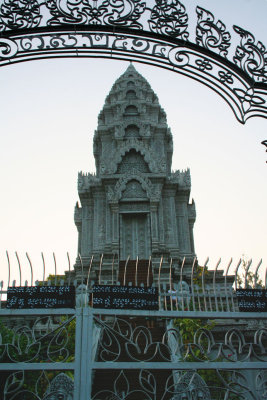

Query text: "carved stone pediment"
[107, 170, 162, 203]
[100, 139, 165, 175]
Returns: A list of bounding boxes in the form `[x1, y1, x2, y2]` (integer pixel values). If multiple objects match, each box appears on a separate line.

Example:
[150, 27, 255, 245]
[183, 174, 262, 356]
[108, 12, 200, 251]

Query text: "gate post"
[74, 308, 83, 400]
[79, 307, 94, 399]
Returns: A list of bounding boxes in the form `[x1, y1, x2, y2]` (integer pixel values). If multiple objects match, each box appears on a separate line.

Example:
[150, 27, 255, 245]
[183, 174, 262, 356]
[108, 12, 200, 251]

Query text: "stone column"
[77, 224, 82, 255]
[157, 199, 165, 251]
[163, 189, 178, 251]
[105, 198, 111, 246]
[88, 199, 94, 253]
[176, 195, 191, 253]
[81, 199, 90, 256]
[150, 202, 158, 239]
[93, 196, 99, 251]
[169, 195, 178, 247]
[189, 221, 195, 253]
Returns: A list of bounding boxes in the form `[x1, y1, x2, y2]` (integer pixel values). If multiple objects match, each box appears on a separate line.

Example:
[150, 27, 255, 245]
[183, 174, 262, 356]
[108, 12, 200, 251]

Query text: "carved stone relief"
[117, 150, 150, 174]
[121, 179, 148, 199]
[173, 371, 211, 400]
[125, 124, 140, 138]
[44, 373, 74, 400]
[107, 170, 161, 203]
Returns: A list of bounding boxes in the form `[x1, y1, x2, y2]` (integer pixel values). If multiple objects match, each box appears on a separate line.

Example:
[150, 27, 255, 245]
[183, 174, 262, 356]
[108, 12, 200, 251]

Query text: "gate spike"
[202, 258, 209, 311]
[6, 251, 10, 288]
[123, 256, 130, 286]
[190, 257, 197, 312]
[224, 258, 233, 312]
[158, 256, 163, 309]
[254, 259, 262, 288]
[99, 254, 104, 285]
[147, 256, 151, 287]
[53, 252, 57, 286]
[41, 252, 46, 285]
[179, 257, 186, 311]
[169, 258, 173, 311]
[86, 255, 94, 290]
[78, 253, 84, 285]
[213, 258, 221, 312]
[158, 256, 163, 289]
[15, 251, 22, 287]
[234, 258, 242, 291]
[26, 252, 33, 286]
[135, 256, 139, 287]
[67, 252, 71, 286]
[244, 259, 252, 289]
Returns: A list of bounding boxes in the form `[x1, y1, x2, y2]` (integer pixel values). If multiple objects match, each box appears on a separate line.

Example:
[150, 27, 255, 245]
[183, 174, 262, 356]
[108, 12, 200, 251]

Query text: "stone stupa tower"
[73, 64, 196, 284]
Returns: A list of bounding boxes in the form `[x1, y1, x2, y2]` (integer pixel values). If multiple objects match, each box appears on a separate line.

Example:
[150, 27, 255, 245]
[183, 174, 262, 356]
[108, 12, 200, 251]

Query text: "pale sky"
[0, 0, 266, 287]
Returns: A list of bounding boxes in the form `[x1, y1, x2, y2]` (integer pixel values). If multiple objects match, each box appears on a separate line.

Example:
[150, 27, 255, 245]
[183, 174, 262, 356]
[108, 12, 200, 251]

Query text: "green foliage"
[193, 264, 209, 287]
[0, 320, 14, 345]
[237, 256, 263, 288]
[175, 318, 215, 343]
[38, 274, 66, 286]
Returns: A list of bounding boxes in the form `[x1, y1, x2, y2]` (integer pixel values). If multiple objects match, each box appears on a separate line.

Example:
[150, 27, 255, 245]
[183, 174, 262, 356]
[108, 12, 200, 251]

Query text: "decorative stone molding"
[101, 138, 164, 174]
[121, 180, 147, 199]
[78, 172, 100, 191]
[169, 168, 191, 189]
[188, 199, 196, 221]
[74, 202, 82, 224]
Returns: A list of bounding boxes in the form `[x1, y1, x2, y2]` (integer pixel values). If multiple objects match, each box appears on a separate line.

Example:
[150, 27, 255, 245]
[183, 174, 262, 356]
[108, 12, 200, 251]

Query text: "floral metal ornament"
[0, 0, 267, 125]
[234, 87, 265, 113]
[148, 0, 189, 39]
[196, 6, 231, 57]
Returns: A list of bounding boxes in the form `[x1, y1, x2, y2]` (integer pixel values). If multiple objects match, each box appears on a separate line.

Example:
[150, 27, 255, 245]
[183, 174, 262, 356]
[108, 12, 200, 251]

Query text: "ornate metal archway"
[1, 0, 267, 125]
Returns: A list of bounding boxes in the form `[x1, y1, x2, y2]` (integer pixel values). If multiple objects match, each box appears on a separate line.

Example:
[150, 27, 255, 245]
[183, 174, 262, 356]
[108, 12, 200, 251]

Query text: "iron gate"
[0, 271, 267, 399]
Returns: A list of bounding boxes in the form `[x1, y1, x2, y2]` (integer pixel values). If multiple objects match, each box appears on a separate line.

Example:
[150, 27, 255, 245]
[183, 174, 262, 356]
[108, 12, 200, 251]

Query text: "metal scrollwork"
[233, 25, 267, 83]
[93, 317, 267, 364]
[195, 57, 213, 71]
[4, 371, 74, 399]
[0, 316, 75, 364]
[168, 47, 189, 67]
[102, 0, 146, 29]
[91, 368, 261, 399]
[0, 1, 267, 124]
[45, 0, 146, 28]
[0, 37, 18, 58]
[233, 87, 265, 113]
[0, 0, 41, 31]
[196, 6, 231, 57]
[46, 0, 105, 25]
[148, 0, 189, 39]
